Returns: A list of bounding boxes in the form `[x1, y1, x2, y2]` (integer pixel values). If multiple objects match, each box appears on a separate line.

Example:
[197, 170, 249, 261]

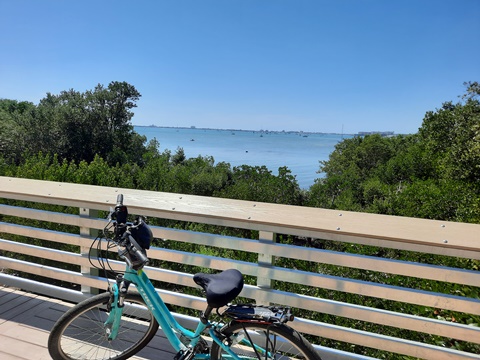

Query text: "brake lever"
[107, 207, 115, 222]
[118, 231, 149, 270]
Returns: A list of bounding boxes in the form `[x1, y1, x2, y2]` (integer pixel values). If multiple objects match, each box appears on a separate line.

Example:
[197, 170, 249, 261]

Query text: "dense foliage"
[0, 81, 146, 166]
[308, 81, 480, 223]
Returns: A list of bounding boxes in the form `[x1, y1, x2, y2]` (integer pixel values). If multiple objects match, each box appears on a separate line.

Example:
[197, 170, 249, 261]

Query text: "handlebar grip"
[114, 194, 128, 225]
[116, 194, 124, 206]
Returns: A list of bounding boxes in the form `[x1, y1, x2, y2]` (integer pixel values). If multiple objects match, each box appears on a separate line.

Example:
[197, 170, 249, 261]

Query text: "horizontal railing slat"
[0, 257, 105, 289]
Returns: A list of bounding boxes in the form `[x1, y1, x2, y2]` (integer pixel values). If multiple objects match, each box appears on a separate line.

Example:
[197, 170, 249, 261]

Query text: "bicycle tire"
[48, 292, 159, 360]
[210, 321, 322, 360]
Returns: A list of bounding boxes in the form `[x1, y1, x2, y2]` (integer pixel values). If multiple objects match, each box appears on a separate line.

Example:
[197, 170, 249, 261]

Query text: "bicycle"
[48, 194, 322, 360]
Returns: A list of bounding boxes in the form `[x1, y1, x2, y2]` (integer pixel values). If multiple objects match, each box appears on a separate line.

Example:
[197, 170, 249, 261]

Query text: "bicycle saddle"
[193, 269, 244, 308]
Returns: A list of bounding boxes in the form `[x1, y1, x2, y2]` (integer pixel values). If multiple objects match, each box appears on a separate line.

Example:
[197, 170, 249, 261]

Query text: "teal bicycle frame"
[105, 265, 244, 359]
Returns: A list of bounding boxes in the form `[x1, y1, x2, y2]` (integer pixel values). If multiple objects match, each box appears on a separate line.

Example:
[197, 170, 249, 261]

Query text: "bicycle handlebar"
[111, 194, 150, 270]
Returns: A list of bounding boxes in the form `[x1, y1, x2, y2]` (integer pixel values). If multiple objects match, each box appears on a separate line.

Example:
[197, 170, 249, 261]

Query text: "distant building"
[358, 131, 394, 137]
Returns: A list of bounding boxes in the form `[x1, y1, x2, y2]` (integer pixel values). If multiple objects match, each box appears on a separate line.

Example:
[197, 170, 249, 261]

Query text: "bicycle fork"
[104, 274, 130, 341]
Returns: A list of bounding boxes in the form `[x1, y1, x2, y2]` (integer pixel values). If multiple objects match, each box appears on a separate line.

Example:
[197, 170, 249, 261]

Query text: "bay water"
[135, 126, 352, 189]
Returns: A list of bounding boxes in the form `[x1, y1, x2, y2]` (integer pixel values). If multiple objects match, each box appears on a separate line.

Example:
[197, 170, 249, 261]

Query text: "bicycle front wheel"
[210, 322, 322, 360]
[48, 292, 159, 360]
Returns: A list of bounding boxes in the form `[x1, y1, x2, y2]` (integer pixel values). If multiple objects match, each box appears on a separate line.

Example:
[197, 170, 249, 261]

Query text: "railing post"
[80, 207, 98, 295]
[256, 230, 276, 305]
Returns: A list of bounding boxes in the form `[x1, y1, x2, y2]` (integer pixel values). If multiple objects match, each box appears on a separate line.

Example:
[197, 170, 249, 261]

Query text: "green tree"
[0, 99, 36, 163]
[171, 147, 186, 165]
[167, 155, 228, 196]
[419, 85, 480, 183]
[0, 82, 147, 166]
[391, 179, 480, 222]
[85, 81, 145, 165]
[217, 165, 303, 205]
[308, 134, 398, 209]
[309, 82, 480, 222]
[136, 148, 172, 191]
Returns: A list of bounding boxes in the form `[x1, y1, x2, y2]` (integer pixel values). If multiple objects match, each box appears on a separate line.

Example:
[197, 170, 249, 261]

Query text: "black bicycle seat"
[193, 269, 244, 308]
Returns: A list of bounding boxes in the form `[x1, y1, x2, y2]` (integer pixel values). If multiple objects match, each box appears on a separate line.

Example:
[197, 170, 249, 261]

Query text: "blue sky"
[1, 1, 479, 134]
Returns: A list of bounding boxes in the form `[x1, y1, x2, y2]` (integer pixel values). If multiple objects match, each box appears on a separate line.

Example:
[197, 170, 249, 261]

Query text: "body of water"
[135, 126, 352, 189]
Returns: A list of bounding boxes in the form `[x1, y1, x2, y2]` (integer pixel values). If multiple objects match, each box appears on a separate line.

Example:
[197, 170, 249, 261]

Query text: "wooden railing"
[0, 176, 479, 360]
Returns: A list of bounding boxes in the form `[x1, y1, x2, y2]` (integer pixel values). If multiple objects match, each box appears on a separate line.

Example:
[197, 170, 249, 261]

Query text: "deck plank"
[0, 286, 178, 359]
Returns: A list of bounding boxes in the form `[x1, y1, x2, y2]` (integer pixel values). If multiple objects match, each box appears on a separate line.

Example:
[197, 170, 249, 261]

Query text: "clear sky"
[1, 0, 479, 134]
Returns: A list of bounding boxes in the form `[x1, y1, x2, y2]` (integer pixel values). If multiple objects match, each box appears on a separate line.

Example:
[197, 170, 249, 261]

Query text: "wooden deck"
[0, 285, 176, 360]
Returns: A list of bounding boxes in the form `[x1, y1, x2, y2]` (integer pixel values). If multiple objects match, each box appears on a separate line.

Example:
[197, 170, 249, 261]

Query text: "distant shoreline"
[134, 124, 354, 136]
